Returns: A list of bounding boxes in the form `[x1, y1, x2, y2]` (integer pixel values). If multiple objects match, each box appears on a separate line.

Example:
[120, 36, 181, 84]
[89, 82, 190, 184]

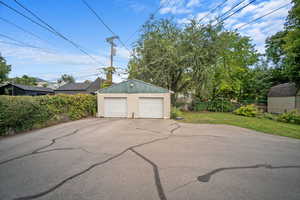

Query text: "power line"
[81, 0, 131, 54]
[216, 0, 248, 22]
[237, 3, 291, 29]
[0, 33, 52, 52]
[0, 16, 46, 42]
[216, 0, 256, 26]
[13, 0, 105, 66]
[198, 0, 229, 23]
[0, 0, 105, 67]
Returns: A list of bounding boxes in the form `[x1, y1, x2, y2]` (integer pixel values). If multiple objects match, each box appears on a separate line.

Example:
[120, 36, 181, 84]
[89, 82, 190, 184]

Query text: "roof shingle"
[268, 83, 298, 97]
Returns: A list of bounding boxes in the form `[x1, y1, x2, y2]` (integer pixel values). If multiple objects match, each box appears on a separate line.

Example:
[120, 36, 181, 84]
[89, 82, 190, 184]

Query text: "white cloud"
[160, 0, 192, 15]
[187, 0, 201, 8]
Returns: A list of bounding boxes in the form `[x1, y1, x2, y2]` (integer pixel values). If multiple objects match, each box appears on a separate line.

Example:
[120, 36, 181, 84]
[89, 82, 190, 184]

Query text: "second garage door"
[104, 97, 127, 117]
[139, 97, 163, 118]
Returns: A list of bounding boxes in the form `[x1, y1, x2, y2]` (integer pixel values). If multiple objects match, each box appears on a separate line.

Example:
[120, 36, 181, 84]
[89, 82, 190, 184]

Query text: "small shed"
[268, 83, 300, 113]
[0, 83, 54, 96]
[97, 79, 171, 119]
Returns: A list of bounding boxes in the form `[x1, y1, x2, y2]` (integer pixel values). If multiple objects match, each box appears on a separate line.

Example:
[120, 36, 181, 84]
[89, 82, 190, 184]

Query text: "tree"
[10, 75, 37, 86]
[210, 31, 259, 100]
[58, 74, 75, 84]
[265, 0, 300, 86]
[128, 18, 221, 103]
[128, 18, 259, 103]
[0, 55, 11, 83]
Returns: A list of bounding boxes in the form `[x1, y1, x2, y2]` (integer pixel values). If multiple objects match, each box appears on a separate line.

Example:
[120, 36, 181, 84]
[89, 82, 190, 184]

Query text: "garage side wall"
[268, 96, 296, 113]
[97, 93, 170, 119]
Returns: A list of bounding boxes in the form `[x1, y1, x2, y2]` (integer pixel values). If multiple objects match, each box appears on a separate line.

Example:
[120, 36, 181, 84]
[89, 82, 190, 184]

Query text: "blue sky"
[0, 0, 292, 82]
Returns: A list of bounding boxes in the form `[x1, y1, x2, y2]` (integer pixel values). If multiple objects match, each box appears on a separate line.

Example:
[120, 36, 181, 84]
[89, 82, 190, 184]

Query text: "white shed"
[268, 83, 300, 113]
[97, 79, 171, 119]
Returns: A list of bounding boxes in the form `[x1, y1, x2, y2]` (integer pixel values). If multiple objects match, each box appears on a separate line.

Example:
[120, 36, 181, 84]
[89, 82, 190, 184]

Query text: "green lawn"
[182, 112, 300, 139]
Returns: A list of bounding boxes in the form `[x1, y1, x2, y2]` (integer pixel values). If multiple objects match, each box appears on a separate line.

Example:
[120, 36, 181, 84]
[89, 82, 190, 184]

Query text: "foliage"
[233, 104, 261, 117]
[192, 98, 238, 112]
[265, 0, 300, 86]
[58, 74, 75, 84]
[182, 112, 300, 139]
[10, 75, 38, 86]
[0, 55, 11, 83]
[0, 94, 96, 136]
[261, 112, 278, 121]
[171, 107, 183, 119]
[128, 18, 259, 103]
[277, 110, 300, 124]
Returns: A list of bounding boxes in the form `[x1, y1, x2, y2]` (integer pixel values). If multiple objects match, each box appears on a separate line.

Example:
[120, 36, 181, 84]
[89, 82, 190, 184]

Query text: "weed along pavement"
[0, 118, 300, 200]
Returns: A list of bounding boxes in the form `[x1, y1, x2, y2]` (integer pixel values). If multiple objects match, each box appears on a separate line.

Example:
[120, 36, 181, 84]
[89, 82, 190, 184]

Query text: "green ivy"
[0, 94, 97, 136]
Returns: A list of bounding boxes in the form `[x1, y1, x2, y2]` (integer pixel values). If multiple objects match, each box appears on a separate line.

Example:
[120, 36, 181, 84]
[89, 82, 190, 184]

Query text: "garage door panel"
[104, 98, 127, 117]
[139, 98, 163, 118]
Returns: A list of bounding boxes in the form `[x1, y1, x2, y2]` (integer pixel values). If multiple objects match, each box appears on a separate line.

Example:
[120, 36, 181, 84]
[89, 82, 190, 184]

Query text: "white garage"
[97, 79, 171, 119]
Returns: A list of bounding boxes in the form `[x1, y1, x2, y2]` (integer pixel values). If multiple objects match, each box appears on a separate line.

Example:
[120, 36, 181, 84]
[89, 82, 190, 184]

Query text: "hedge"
[0, 94, 97, 136]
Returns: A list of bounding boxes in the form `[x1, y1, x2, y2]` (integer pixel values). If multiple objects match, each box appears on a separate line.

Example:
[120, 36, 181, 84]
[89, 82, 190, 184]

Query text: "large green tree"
[128, 18, 221, 103]
[265, 0, 300, 86]
[0, 55, 11, 83]
[128, 18, 259, 103]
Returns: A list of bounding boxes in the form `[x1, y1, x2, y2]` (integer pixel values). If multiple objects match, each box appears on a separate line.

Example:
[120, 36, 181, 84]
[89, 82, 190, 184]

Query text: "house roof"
[56, 82, 90, 91]
[2, 83, 54, 92]
[55, 78, 103, 92]
[98, 79, 170, 94]
[268, 83, 298, 97]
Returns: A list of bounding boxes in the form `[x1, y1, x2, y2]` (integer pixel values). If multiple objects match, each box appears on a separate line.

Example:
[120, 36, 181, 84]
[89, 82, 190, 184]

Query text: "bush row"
[192, 98, 239, 112]
[233, 104, 300, 125]
[0, 94, 97, 136]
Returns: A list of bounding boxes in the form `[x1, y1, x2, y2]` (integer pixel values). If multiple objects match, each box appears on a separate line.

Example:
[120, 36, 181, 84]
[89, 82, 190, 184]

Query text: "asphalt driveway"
[0, 118, 300, 200]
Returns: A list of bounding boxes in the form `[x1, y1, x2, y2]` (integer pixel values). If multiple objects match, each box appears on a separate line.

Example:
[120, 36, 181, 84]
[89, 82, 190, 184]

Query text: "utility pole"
[103, 36, 119, 87]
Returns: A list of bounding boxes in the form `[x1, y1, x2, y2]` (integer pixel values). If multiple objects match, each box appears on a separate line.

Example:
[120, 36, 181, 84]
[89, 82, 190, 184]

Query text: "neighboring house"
[55, 78, 103, 95]
[268, 83, 300, 113]
[97, 79, 172, 119]
[0, 83, 54, 96]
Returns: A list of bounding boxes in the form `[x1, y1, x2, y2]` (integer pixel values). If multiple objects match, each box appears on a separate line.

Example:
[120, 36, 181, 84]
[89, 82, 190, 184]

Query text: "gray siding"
[268, 96, 296, 113]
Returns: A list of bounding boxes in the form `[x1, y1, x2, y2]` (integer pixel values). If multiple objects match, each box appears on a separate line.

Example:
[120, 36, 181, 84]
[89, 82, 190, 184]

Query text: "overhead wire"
[0, 33, 52, 52]
[215, 0, 256, 26]
[236, 2, 291, 29]
[0, 16, 46, 42]
[0, 0, 106, 67]
[81, 0, 131, 54]
[198, 0, 229, 23]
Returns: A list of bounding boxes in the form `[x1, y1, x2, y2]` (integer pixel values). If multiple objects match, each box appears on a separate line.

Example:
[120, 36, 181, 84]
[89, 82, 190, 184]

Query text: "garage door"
[104, 97, 127, 117]
[139, 97, 163, 118]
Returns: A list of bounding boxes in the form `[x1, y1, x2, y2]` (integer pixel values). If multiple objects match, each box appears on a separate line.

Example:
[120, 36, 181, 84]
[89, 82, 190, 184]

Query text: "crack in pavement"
[0, 130, 79, 166]
[168, 180, 198, 193]
[197, 164, 300, 183]
[0, 119, 120, 166]
[13, 123, 181, 200]
[130, 148, 167, 200]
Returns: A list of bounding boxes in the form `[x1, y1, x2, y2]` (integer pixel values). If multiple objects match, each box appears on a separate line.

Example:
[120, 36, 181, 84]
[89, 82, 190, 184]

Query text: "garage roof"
[98, 79, 170, 94]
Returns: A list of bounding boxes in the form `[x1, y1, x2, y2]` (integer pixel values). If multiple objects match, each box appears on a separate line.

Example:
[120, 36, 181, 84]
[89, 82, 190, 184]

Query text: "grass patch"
[182, 112, 300, 139]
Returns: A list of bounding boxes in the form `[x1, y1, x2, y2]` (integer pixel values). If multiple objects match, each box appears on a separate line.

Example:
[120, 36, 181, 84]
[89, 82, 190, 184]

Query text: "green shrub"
[171, 107, 183, 119]
[0, 94, 97, 136]
[277, 110, 300, 124]
[261, 112, 278, 121]
[233, 104, 261, 117]
[193, 99, 238, 112]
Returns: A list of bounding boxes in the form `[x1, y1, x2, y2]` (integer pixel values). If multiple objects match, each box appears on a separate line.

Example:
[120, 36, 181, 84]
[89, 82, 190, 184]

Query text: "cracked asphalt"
[0, 118, 300, 200]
